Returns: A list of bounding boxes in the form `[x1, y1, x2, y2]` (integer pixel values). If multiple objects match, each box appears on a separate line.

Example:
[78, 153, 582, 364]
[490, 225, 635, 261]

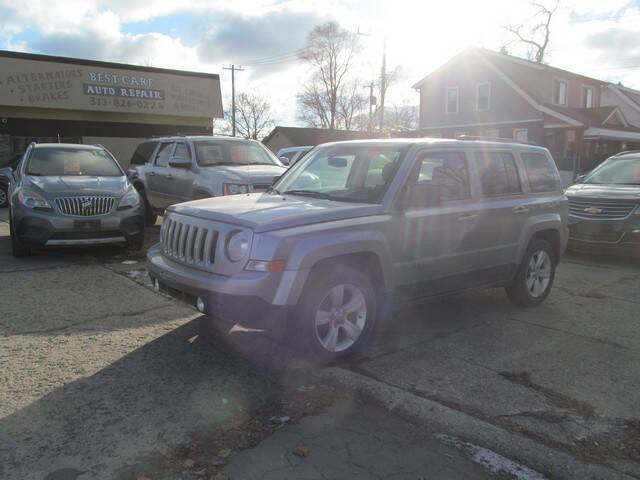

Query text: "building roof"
[262, 126, 385, 147]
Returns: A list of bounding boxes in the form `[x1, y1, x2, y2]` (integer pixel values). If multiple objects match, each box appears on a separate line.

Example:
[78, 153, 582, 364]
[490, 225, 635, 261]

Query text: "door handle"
[149, 171, 156, 176]
[513, 206, 530, 214]
[457, 214, 478, 222]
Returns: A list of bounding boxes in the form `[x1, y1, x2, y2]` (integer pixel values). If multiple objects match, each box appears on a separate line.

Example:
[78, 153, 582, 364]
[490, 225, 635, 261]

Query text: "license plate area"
[74, 219, 101, 230]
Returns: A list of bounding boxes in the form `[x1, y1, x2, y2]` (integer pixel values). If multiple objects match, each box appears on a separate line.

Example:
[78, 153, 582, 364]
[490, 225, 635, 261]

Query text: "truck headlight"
[118, 188, 140, 209]
[18, 189, 52, 210]
[223, 183, 249, 195]
[226, 231, 250, 262]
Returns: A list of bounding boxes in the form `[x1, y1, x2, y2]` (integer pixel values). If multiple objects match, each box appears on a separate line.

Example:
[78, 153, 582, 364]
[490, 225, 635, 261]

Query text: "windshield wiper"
[245, 162, 275, 166]
[283, 189, 334, 200]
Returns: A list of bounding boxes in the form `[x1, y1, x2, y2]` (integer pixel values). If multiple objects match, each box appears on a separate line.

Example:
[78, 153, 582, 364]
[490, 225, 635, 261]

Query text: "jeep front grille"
[161, 217, 218, 267]
[568, 197, 638, 219]
[55, 196, 115, 216]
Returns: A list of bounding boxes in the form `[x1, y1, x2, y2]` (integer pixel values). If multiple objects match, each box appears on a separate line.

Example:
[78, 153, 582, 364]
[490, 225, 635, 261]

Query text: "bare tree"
[298, 21, 361, 130]
[386, 103, 418, 132]
[504, 0, 559, 63]
[337, 80, 366, 131]
[231, 92, 275, 140]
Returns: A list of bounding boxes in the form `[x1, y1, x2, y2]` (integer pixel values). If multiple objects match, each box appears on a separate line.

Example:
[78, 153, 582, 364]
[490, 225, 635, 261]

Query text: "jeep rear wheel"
[298, 265, 376, 364]
[506, 238, 556, 307]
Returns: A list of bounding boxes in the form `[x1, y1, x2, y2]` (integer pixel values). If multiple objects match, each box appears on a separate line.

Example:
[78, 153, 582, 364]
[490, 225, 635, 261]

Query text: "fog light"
[196, 297, 205, 313]
[153, 278, 160, 291]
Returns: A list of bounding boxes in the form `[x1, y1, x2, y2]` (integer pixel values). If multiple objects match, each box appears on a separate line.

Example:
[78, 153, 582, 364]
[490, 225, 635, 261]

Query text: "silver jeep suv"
[128, 135, 286, 226]
[147, 138, 568, 362]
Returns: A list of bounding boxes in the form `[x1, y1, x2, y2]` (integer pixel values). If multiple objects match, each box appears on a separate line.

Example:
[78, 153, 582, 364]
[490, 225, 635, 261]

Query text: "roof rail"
[149, 131, 215, 139]
[613, 150, 640, 157]
[456, 135, 538, 146]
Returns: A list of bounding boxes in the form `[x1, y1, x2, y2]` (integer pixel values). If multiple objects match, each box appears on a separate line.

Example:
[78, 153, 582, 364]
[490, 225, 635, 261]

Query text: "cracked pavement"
[2, 205, 640, 479]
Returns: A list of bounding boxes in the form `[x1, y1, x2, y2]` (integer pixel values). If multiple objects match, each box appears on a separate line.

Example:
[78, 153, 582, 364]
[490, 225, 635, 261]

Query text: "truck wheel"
[138, 188, 157, 226]
[506, 238, 556, 307]
[298, 265, 376, 364]
[0, 184, 8, 208]
[10, 213, 31, 257]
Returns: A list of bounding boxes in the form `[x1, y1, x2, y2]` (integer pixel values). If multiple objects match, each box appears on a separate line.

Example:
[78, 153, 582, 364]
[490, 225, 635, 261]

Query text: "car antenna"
[57, 133, 61, 143]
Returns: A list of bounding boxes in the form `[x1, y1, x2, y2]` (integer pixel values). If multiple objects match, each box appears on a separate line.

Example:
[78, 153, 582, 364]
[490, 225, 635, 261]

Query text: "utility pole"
[363, 81, 376, 132]
[379, 38, 387, 133]
[223, 64, 244, 136]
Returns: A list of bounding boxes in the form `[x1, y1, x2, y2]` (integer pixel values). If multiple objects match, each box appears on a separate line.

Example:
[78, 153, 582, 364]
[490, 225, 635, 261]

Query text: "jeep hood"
[565, 183, 640, 201]
[169, 193, 383, 232]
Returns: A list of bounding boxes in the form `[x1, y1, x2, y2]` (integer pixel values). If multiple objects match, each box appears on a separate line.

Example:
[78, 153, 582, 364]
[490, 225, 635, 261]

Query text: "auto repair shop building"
[0, 50, 223, 168]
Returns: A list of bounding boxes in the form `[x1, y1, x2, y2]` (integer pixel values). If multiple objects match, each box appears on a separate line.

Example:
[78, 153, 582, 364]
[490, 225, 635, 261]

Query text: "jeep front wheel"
[298, 265, 376, 364]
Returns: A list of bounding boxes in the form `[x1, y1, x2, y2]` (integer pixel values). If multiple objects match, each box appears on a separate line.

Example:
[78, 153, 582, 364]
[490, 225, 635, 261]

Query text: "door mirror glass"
[405, 183, 441, 209]
[279, 156, 290, 166]
[169, 157, 191, 169]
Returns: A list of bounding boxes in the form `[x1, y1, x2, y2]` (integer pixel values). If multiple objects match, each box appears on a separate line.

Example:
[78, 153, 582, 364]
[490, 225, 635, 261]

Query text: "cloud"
[586, 27, 640, 52]
[196, 9, 324, 75]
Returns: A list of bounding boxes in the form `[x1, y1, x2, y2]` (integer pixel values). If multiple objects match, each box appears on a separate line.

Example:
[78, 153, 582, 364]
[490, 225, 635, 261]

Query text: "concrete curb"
[320, 366, 635, 480]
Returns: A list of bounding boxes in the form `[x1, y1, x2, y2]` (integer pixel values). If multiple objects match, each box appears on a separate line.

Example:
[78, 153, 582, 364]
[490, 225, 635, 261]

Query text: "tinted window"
[26, 148, 122, 176]
[476, 151, 521, 195]
[130, 141, 158, 165]
[154, 142, 173, 167]
[174, 142, 191, 160]
[522, 152, 557, 192]
[585, 156, 640, 185]
[414, 151, 470, 201]
[196, 141, 279, 166]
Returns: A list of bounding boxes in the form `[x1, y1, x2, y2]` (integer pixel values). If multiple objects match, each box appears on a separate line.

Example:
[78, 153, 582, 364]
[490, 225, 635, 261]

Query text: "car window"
[196, 141, 280, 166]
[521, 152, 557, 193]
[26, 148, 122, 176]
[365, 154, 395, 188]
[154, 142, 174, 167]
[173, 142, 191, 160]
[584, 156, 640, 185]
[130, 141, 158, 166]
[279, 151, 297, 161]
[413, 151, 470, 201]
[475, 151, 521, 195]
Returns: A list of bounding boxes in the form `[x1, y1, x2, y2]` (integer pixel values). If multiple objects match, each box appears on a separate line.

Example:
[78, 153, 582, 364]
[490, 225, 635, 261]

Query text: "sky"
[1, 0, 639, 126]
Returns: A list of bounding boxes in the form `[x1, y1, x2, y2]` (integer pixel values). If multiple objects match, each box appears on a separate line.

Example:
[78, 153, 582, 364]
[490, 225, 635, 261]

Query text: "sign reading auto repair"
[0, 54, 223, 118]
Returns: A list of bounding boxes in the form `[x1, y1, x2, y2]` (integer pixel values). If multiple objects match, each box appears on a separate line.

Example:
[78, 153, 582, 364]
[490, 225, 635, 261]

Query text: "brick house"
[411, 48, 640, 177]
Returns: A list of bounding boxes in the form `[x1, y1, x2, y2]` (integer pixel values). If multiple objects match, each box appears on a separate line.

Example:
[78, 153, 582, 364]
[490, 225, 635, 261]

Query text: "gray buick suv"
[8, 143, 144, 257]
[147, 138, 568, 362]
[128, 135, 286, 226]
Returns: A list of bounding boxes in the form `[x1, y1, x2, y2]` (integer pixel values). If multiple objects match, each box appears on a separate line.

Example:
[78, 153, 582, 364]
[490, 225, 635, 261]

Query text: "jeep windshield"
[26, 148, 122, 176]
[195, 141, 282, 167]
[275, 144, 407, 203]
[584, 156, 640, 185]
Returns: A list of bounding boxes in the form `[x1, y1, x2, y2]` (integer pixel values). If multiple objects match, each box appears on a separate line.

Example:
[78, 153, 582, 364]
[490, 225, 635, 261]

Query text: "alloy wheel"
[526, 250, 551, 298]
[314, 283, 367, 353]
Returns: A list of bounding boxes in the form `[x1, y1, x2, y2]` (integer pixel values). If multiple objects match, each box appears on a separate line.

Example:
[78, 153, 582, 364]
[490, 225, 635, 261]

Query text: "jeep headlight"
[226, 231, 250, 262]
[18, 189, 52, 210]
[223, 183, 249, 196]
[118, 188, 140, 209]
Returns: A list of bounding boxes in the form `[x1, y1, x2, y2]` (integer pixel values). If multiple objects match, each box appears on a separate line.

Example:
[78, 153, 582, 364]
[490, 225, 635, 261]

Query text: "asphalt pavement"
[1, 207, 639, 480]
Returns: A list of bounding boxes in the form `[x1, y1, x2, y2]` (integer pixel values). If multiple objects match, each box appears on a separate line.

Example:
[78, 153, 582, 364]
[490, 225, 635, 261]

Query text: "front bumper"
[568, 214, 640, 252]
[146, 244, 292, 329]
[12, 204, 144, 247]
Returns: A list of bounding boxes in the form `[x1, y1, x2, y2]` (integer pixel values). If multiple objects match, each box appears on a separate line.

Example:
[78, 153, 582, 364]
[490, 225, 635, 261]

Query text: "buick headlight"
[226, 231, 250, 262]
[18, 189, 52, 210]
[223, 183, 249, 196]
[118, 188, 140, 209]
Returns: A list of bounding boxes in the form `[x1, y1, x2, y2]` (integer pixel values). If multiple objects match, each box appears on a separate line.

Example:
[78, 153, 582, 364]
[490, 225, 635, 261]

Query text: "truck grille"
[568, 197, 638, 219]
[161, 216, 219, 268]
[55, 196, 115, 216]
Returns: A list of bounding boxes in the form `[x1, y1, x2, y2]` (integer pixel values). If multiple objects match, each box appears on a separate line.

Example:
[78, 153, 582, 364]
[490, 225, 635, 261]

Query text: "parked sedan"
[8, 143, 144, 257]
[565, 151, 640, 254]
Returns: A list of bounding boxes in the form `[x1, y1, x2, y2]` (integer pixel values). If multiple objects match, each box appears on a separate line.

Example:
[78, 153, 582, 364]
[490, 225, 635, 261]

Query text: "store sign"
[0, 55, 223, 118]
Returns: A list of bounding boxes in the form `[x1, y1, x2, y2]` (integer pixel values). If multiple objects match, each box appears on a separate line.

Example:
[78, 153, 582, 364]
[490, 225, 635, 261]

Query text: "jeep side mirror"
[404, 183, 441, 209]
[169, 157, 191, 169]
[279, 156, 290, 166]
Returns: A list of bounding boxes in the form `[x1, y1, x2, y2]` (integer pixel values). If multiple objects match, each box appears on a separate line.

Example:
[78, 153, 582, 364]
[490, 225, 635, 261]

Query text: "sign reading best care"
[0, 54, 223, 118]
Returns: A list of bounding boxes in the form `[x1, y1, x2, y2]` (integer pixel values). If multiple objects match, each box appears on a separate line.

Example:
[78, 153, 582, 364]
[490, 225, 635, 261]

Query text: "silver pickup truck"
[147, 138, 568, 363]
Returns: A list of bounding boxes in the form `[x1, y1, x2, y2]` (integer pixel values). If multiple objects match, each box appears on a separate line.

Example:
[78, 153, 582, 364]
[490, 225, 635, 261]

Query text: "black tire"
[9, 212, 31, 257]
[506, 238, 556, 307]
[138, 187, 157, 227]
[126, 231, 145, 251]
[297, 264, 377, 364]
[0, 184, 8, 208]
